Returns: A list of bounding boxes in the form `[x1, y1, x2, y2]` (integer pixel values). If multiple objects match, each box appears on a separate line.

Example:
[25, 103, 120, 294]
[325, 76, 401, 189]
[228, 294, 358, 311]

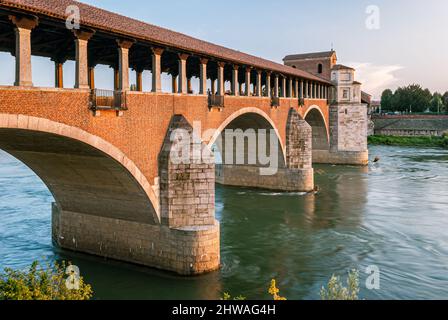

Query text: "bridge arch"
[304, 106, 329, 150]
[0, 114, 160, 224]
[208, 107, 286, 162]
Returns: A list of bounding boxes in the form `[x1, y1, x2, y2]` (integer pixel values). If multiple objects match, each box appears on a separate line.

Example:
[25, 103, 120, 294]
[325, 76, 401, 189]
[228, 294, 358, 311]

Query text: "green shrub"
[320, 269, 359, 300]
[0, 261, 93, 300]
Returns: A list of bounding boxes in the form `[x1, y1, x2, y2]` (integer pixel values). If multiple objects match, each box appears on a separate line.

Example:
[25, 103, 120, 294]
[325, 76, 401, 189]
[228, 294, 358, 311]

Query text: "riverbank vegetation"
[368, 135, 448, 148]
[0, 261, 93, 300]
[223, 270, 360, 300]
[381, 84, 448, 113]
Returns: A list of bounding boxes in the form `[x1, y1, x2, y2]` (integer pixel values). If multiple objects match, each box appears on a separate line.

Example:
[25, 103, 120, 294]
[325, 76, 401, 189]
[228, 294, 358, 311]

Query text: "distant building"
[283, 50, 337, 81]
[283, 50, 372, 107]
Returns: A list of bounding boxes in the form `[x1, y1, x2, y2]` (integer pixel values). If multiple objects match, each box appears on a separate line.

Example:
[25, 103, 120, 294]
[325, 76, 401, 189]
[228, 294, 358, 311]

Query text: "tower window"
[318, 63, 323, 74]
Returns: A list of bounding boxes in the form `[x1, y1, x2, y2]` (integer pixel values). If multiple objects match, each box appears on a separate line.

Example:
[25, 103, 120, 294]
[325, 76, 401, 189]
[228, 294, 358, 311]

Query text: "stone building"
[283, 51, 369, 164]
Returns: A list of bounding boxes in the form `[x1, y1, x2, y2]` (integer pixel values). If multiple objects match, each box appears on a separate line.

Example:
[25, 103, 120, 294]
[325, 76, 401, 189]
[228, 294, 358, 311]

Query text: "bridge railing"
[89, 89, 128, 111]
[208, 94, 224, 109]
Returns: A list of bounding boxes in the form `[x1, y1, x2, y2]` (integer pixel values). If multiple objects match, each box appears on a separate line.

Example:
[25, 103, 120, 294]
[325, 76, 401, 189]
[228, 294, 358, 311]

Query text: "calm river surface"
[1, 145, 448, 300]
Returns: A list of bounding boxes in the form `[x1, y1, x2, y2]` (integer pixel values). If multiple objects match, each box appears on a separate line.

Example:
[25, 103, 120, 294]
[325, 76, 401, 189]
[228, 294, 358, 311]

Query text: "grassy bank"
[368, 135, 448, 148]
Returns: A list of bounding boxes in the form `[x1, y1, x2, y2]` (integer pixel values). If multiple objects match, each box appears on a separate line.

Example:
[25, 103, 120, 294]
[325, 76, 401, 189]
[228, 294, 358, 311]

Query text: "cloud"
[346, 62, 404, 99]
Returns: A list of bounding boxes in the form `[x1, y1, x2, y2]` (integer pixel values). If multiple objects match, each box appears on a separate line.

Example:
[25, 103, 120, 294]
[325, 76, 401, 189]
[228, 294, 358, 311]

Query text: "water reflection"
[1, 146, 448, 299]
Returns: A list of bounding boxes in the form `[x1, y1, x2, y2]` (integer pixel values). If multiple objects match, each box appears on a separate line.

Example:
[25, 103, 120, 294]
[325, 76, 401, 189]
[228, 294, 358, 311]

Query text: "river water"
[1, 145, 448, 300]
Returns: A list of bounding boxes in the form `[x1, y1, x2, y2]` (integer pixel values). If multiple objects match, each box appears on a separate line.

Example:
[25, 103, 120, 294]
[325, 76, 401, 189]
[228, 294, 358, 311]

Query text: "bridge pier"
[49, 114, 220, 275]
[52, 204, 220, 275]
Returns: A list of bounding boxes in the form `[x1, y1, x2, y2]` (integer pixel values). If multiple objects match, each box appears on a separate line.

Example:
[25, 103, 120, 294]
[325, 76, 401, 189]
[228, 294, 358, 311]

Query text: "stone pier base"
[215, 164, 314, 192]
[52, 203, 220, 275]
[312, 149, 369, 166]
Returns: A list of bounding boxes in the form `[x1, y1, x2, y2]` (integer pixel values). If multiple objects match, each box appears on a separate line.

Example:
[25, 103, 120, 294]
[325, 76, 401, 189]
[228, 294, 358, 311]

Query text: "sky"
[1, 0, 447, 99]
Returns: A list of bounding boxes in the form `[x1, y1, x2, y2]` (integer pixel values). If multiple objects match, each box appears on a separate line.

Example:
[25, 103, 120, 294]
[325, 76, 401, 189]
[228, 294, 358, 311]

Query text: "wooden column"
[54, 61, 64, 88]
[88, 66, 95, 89]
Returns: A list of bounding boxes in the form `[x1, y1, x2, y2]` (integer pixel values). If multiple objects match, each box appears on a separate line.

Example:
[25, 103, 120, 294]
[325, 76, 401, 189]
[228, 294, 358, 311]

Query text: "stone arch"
[208, 107, 286, 162]
[304, 106, 329, 150]
[0, 114, 160, 224]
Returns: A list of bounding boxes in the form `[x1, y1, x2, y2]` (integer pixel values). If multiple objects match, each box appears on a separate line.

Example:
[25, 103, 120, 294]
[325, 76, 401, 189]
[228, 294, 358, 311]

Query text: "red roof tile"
[0, 0, 331, 84]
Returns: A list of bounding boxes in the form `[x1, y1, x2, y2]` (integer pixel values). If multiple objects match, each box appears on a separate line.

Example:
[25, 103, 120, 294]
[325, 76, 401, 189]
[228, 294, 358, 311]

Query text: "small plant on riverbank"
[320, 269, 359, 300]
[222, 292, 246, 300]
[268, 279, 286, 300]
[0, 261, 93, 300]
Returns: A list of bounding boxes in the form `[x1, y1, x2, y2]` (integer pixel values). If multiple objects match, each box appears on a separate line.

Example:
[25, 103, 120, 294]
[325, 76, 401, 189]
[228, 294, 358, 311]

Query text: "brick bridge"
[0, 0, 368, 275]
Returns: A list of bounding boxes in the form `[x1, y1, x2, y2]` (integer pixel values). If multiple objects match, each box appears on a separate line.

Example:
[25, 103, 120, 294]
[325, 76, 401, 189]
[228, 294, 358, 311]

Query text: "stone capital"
[232, 65, 240, 71]
[116, 39, 135, 49]
[73, 29, 95, 41]
[151, 47, 164, 55]
[199, 58, 209, 65]
[178, 53, 189, 61]
[217, 61, 226, 68]
[9, 15, 38, 30]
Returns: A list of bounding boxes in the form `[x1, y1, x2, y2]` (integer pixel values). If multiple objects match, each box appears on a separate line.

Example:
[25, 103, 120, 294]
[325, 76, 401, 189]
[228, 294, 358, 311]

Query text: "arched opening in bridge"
[212, 112, 286, 190]
[304, 108, 329, 150]
[0, 128, 158, 225]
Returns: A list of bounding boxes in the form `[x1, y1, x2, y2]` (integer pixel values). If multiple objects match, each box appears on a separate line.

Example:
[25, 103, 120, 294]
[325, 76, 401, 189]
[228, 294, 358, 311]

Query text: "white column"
[199, 58, 208, 95]
[265, 72, 271, 97]
[245, 67, 251, 96]
[300, 80, 304, 99]
[178, 53, 189, 94]
[282, 76, 287, 98]
[151, 48, 164, 93]
[217, 62, 225, 96]
[288, 78, 293, 98]
[256, 70, 262, 97]
[116, 39, 133, 92]
[274, 75, 279, 98]
[9, 15, 38, 87]
[73, 30, 95, 89]
[232, 65, 239, 96]
[294, 79, 299, 98]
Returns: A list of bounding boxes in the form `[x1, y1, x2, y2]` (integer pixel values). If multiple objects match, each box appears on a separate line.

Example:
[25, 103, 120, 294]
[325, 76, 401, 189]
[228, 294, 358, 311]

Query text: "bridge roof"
[0, 0, 331, 84]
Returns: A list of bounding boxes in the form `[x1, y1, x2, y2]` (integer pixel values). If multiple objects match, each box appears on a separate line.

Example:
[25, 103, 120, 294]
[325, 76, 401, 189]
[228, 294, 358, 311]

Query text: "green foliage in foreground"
[320, 270, 360, 300]
[368, 135, 448, 148]
[223, 271, 361, 300]
[0, 261, 93, 300]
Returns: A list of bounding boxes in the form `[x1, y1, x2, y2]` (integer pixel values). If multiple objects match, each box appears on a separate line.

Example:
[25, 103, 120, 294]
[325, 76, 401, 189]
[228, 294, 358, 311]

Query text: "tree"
[442, 91, 448, 112]
[430, 92, 443, 113]
[380, 89, 394, 111]
[392, 84, 431, 113]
